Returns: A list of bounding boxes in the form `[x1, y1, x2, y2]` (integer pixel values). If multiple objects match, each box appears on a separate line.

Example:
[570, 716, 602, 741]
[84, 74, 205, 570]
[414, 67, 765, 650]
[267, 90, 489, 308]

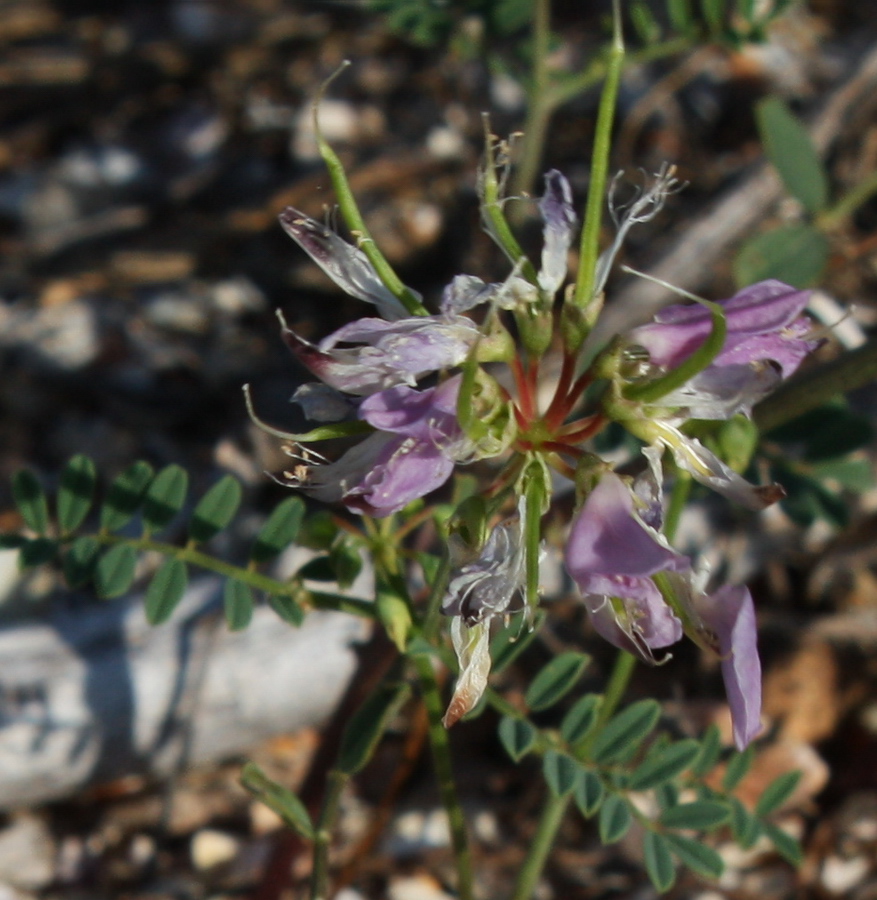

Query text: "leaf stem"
[572, 0, 625, 314]
[412, 655, 475, 900]
[511, 792, 570, 900]
[315, 62, 427, 316]
[310, 769, 350, 900]
[93, 532, 376, 619]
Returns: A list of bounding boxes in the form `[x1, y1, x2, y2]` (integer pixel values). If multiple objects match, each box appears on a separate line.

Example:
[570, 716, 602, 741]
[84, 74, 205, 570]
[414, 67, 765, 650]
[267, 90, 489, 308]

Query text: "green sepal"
[623, 298, 727, 404]
[376, 589, 412, 652]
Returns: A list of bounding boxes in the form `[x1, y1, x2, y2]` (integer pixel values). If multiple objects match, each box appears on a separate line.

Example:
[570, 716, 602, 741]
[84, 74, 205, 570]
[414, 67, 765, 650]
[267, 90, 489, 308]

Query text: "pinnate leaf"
[338, 680, 410, 775]
[763, 821, 804, 866]
[18, 537, 58, 568]
[498, 717, 537, 762]
[590, 699, 661, 765]
[240, 762, 314, 840]
[692, 723, 722, 776]
[542, 751, 579, 798]
[734, 223, 829, 289]
[525, 652, 590, 711]
[561, 694, 600, 745]
[142, 465, 188, 534]
[755, 770, 801, 818]
[95, 544, 138, 599]
[224, 579, 254, 631]
[64, 536, 101, 587]
[189, 475, 242, 543]
[644, 830, 676, 892]
[599, 794, 632, 844]
[660, 800, 731, 831]
[12, 469, 49, 535]
[574, 769, 604, 818]
[145, 558, 188, 625]
[57, 455, 96, 534]
[757, 97, 828, 214]
[250, 497, 305, 564]
[101, 462, 154, 532]
[664, 833, 724, 879]
[268, 593, 305, 626]
[730, 796, 762, 848]
[723, 745, 755, 791]
[629, 738, 701, 790]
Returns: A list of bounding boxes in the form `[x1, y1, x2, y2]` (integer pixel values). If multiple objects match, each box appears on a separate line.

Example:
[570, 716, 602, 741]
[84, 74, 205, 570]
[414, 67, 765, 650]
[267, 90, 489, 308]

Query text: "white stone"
[0, 815, 55, 890]
[820, 855, 870, 895]
[190, 829, 240, 871]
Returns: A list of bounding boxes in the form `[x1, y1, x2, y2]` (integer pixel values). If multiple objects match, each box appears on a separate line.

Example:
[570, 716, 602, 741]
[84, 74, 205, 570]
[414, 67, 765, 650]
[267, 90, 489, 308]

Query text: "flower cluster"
[254, 162, 819, 750]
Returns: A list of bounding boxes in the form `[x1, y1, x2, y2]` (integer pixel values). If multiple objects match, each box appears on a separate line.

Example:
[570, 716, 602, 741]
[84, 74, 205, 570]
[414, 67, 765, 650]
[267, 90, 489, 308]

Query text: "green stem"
[421, 552, 453, 642]
[573, 0, 624, 313]
[93, 532, 376, 619]
[509, 0, 552, 202]
[596, 649, 637, 729]
[753, 337, 877, 433]
[511, 792, 570, 900]
[315, 63, 427, 317]
[817, 167, 877, 230]
[412, 655, 475, 900]
[310, 769, 350, 900]
[480, 124, 541, 287]
[512, 36, 691, 199]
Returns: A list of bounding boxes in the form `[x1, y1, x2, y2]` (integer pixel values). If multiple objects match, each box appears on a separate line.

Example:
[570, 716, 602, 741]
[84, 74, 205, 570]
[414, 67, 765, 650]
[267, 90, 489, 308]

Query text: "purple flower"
[441, 498, 528, 726]
[626, 279, 819, 419]
[280, 312, 480, 396]
[538, 170, 577, 296]
[698, 585, 762, 749]
[564, 470, 688, 661]
[287, 376, 464, 517]
[565, 468, 763, 747]
[279, 207, 416, 320]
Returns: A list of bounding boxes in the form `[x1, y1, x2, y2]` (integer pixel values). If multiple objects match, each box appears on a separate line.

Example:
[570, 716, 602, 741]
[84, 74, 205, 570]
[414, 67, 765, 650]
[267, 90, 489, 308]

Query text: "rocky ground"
[2, 1, 877, 898]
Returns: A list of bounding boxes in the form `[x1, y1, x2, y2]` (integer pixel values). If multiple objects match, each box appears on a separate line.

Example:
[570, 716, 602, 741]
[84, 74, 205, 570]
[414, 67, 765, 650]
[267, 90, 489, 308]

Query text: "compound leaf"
[144, 557, 188, 625]
[57, 455, 96, 535]
[189, 475, 242, 544]
[142, 465, 188, 534]
[525, 652, 590, 711]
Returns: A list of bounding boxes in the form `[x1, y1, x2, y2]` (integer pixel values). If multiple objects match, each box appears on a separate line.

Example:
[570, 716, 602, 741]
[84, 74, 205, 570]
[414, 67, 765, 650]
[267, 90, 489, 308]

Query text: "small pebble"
[821, 855, 871, 895]
[191, 829, 240, 871]
[0, 815, 55, 891]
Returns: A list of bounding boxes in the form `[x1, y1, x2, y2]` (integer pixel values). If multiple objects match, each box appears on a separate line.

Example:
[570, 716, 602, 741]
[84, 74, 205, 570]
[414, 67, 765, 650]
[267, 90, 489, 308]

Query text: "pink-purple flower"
[286, 376, 465, 517]
[564, 467, 762, 748]
[626, 279, 819, 419]
[280, 313, 480, 396]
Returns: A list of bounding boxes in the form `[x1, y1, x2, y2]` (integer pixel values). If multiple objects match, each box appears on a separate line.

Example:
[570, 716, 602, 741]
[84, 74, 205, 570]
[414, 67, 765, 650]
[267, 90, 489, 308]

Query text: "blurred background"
[2, 1, 877, 898]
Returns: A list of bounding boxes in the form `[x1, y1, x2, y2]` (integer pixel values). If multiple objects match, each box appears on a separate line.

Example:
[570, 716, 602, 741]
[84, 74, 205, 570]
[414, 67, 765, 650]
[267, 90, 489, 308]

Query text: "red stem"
[557, 413, 606, 444]
[543, 352, 577, 430]
[511, 355, 534, 421]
